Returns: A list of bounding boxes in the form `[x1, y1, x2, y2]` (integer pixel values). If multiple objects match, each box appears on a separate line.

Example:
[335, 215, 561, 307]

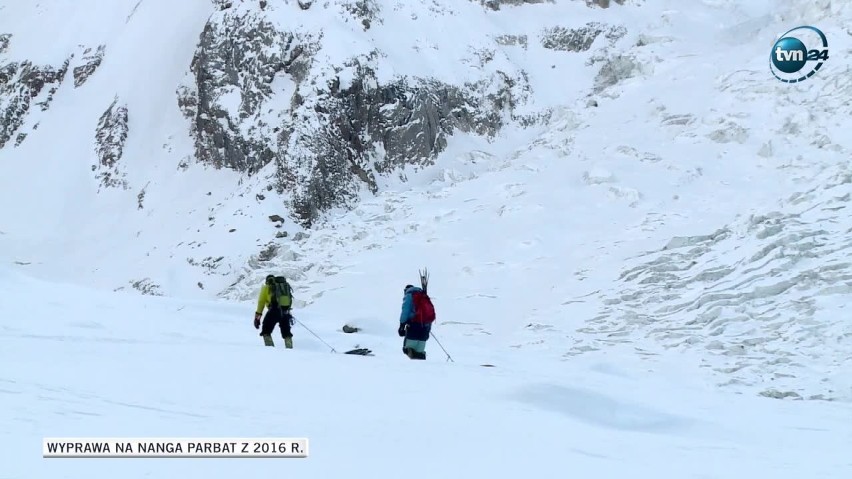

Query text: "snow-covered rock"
[0, 55, 68, 149]
[175, 1, 540, 226]
[93, 96, 130, 190]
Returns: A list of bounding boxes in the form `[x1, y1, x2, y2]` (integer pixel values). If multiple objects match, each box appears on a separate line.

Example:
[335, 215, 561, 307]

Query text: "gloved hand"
[289, 316, 295, 326]
[398, 323, 407, 337]
[254, 312, 261, 329]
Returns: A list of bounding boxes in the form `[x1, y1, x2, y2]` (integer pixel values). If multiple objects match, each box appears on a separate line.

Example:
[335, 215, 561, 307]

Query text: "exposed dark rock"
[0, 34, 10, 54]
[475, 0, 554, 10]
[93, 96, 130, 189]
[0, 58, 69, 149]
[257, 243, 279, 261]
[593, 54, 643, 93]
[129, 278, 163, 296]
[340, 0, 381, 30]
[495, 34, 528, 49]
[137, 182, 150, 209]
[73, 45, 106, 87]
[187, 255, 226, 272]
[177, 10, 318, 172]
[31, 60, 68, 112]
[283, 56, 514, 227]
[180, 8, 526, 228]
[541, 22, 627, 52]
[586, 0, 625, 7]
[759, 389, 802, 400]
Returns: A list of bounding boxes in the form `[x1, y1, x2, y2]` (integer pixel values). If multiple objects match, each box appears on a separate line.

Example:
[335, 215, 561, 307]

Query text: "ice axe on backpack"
[416, 267, 452, 361]
[419, 268, 452, 361]
[419, 267, 429, 294]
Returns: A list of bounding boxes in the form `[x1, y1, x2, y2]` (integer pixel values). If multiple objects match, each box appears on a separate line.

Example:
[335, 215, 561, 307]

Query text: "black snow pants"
[260, 306, 293, 339]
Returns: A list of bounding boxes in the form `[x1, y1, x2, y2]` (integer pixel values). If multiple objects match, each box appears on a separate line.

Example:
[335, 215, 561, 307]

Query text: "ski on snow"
[344, 348, 373, 356]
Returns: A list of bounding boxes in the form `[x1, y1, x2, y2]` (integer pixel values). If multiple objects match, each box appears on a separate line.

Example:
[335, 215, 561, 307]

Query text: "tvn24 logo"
[770, 26, 829, 83]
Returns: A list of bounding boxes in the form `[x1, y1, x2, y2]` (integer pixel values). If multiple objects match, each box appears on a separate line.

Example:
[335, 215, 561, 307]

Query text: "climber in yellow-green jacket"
[254, 274, 295, 348]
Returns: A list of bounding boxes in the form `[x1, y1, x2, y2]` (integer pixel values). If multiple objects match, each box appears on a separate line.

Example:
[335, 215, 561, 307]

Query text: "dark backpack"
[267, 276, 293, 309]
[410, 290, 435, 324]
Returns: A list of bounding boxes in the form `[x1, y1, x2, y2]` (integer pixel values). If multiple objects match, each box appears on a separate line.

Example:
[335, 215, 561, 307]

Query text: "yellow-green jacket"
[256, 284, 272, 315]
[256, 283, 295, 315]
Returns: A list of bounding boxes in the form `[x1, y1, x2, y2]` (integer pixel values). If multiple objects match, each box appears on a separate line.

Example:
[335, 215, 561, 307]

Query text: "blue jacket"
[399, 286, 423, 324]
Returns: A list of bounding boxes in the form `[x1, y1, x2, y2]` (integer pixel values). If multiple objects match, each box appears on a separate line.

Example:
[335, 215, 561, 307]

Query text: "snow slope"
[0, 0, 246, 297]
[2, 266, 851, 478]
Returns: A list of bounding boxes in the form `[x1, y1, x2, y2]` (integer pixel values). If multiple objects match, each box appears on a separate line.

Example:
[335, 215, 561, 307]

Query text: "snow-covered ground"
[2, 266, 851, 478]
[2, 0, 852, 476]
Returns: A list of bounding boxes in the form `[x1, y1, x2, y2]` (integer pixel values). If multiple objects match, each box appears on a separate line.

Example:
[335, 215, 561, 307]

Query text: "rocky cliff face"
[93, 96, 130, 190]
[474, 0, 624, 9]
[0, 43, 69, 149]
[0, 34, 106, 150]
[1, 0, 635, 231]
[176, 1, 539, 227]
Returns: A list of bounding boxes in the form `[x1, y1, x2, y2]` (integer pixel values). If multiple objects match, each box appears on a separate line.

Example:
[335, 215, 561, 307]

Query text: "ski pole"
[430, 331, 454, 362]
[296, 319, 337, 353]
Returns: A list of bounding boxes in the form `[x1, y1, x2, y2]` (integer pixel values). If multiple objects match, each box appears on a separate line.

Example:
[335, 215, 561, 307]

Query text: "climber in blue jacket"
[398, 284, 435, 360]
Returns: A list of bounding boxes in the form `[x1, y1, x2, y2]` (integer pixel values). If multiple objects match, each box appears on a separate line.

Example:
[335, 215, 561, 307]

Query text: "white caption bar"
[43, 437, 309, 458]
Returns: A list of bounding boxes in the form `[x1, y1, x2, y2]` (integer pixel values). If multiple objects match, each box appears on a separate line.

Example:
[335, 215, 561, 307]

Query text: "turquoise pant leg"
[404, 339, 427, 353]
